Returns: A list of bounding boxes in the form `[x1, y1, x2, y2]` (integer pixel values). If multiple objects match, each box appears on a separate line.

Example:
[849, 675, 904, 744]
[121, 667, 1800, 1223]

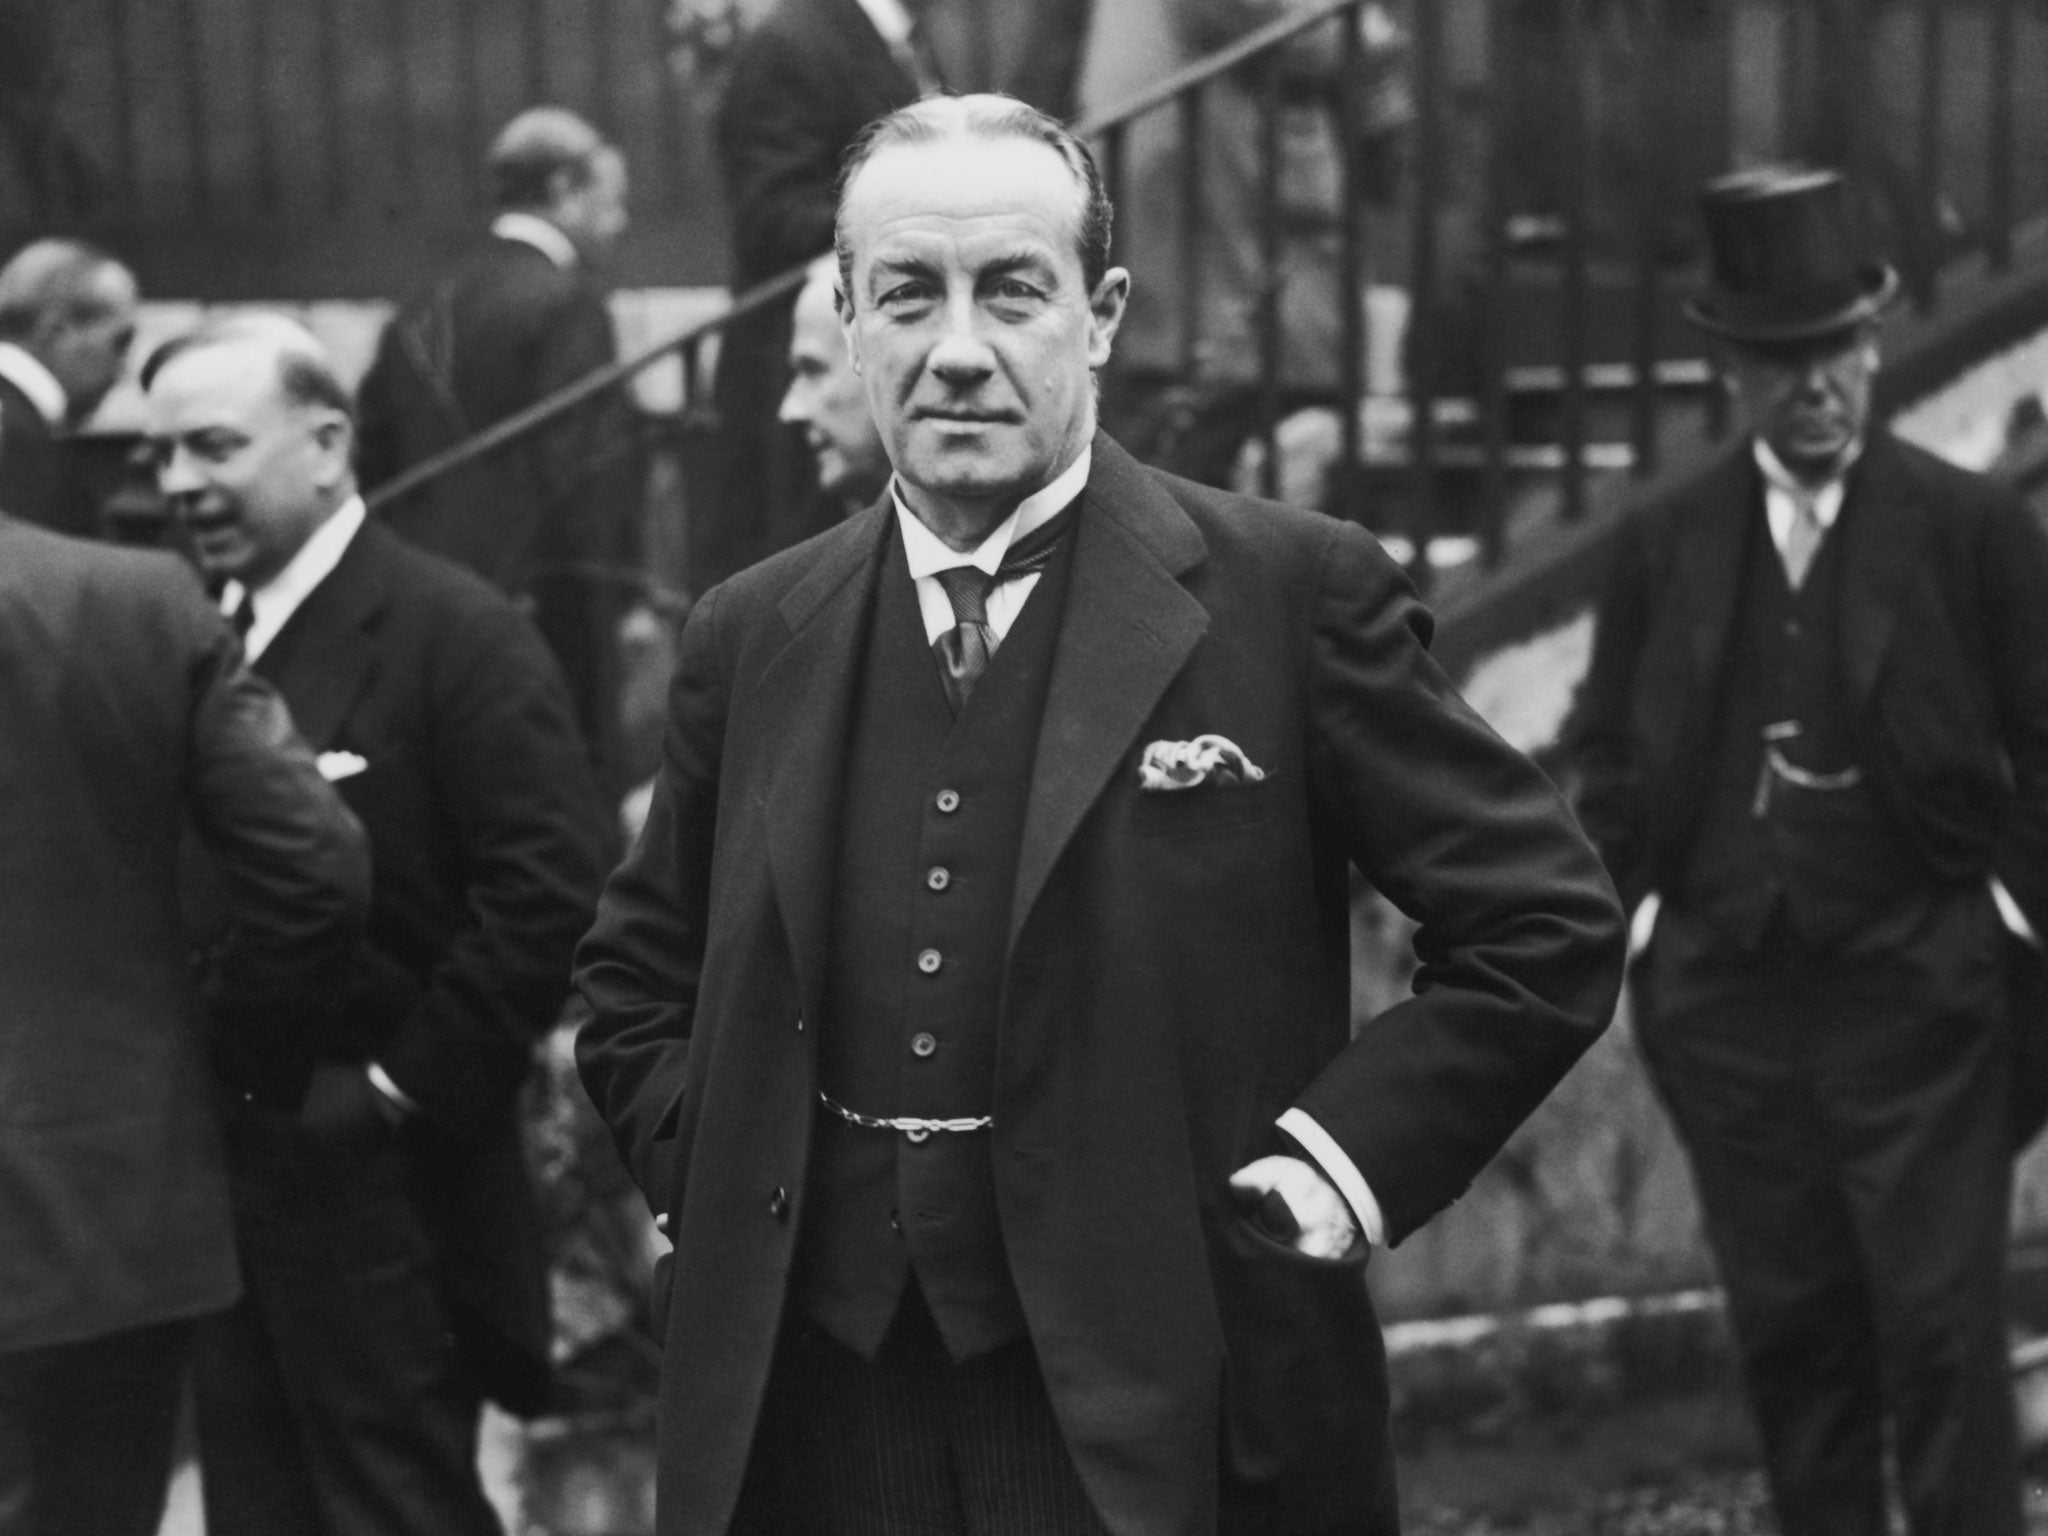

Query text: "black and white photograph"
[7, 2, 2048, 1533]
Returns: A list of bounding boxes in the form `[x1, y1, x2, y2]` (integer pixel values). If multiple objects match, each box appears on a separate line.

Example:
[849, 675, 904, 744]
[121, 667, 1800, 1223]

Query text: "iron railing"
[350, 0, 2048, 592]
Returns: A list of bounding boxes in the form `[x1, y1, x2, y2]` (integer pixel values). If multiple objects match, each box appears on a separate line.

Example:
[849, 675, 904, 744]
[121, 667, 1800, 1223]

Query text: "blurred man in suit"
[0, 503, 367, 1535]
[1573, 166, 2048, 1536]
[147, 314, 610, 1536]
[357, 106, 644, 798]
[0, 238, 136, 536]
[780, 255, 889, 517]
[576, 94, 1623, 1536]
[697, 0, 927, 588]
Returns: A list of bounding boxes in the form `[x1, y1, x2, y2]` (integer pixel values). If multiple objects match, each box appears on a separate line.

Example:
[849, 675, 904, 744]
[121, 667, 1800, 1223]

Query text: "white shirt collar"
[853, 0, 916, 47]
[490, 211, 579, 271]
[894, 446, 1092, 581]
[222, 495, 366, 662]
[1754, 436, 1858, 552]
[0, 342, 67, 427]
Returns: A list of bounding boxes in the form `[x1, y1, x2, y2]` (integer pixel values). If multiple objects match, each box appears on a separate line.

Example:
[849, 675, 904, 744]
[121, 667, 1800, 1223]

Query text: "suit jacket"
[1572, 432, 2048, 941]
[716, 0, 921, 290]
[0, 517, 367, 1352]
[575, 434, 1626, 1535]
[357, 234, 642, 594]
[0, 373, 90, 538]
[246, 518, 610, 1410]
[692, 0, 922, 590]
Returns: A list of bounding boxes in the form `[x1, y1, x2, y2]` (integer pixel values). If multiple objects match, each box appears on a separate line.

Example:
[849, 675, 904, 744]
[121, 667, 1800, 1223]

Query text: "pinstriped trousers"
[730, 1283, 1110, 1536]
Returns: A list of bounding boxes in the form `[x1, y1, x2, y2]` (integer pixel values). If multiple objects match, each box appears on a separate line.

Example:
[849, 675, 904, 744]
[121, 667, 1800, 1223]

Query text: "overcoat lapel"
[761, 504, 894, 1023]
[252, 522, 388, 751]
[1010, 436, 1210, 949]
[1834, 438, 1925, 710]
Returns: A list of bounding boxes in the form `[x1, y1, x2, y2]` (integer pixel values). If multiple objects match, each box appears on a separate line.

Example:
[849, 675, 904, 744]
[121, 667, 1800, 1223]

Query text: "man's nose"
[157, 447, 202, 498]
[778, 383, 806, 425]
[927, 296, 996, 384]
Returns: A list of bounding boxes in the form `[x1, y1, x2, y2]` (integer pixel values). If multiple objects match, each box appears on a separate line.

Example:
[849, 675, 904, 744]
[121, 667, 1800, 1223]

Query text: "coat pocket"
[1211, 1213, 1395, 1532]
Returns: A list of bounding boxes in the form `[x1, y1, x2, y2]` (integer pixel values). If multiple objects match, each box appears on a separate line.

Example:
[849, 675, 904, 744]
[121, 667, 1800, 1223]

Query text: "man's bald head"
[0, 239, 139, 423]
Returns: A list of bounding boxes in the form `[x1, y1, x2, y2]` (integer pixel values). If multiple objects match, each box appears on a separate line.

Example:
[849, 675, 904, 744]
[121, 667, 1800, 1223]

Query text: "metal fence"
[38, 0, 2044, 587]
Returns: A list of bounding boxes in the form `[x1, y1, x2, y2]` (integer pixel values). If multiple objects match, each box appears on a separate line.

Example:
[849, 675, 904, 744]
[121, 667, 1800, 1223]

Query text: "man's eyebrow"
[866, 253, 942, 289]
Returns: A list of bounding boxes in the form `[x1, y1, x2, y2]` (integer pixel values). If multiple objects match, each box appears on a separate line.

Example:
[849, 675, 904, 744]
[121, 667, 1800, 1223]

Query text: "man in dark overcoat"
[356, 107, 644, 797]
[576, 94, 1625, 1536]
[697, 0, 926, 588]
[1572, 165, 2048, 1536]
[0, 507, 367, 1534]
[146, 314, 611, 1536]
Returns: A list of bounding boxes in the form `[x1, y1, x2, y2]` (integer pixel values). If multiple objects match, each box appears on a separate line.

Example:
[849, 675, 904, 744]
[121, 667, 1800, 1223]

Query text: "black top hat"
[1684, 164, 1899, 344]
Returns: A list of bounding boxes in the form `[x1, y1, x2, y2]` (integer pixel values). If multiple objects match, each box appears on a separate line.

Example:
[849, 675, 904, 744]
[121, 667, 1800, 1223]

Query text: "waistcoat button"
[926, 866, 950, 892]
[916, 948, 942, 974]
[911, 1032, 937, 1058]
[935, 789, 961, 813]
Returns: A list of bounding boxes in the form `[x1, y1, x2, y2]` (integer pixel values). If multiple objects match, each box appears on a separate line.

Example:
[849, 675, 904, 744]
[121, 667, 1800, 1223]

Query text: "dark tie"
[930, 509, 1073, 716]
[226, 591, 255, 642]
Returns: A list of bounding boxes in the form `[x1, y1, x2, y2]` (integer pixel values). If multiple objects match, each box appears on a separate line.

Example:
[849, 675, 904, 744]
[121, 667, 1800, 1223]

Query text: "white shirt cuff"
[365, 1060, 421, 1117]
[1275, 1107, 1384, 1247]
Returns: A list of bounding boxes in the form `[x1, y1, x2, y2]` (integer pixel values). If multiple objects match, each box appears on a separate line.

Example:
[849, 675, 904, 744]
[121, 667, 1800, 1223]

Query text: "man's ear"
[311, 411, 355, 486]
[1086, 267, 1131, 369]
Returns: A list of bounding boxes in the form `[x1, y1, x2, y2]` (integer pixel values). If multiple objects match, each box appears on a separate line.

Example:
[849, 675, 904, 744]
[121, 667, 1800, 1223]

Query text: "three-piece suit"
[193, 518, 610, 1536]
[575, 434, 1625, 1535]
[0, 517, 367, 1534]
[1573, 430, 2048, 1535]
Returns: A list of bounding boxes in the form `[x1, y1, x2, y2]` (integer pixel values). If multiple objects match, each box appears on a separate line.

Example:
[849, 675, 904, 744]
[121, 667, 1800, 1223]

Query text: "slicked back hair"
[488, 106, 609, 212]
[141, 312, 356, 425]
[833, 93, 1113, 308]
[0, 239, 130, 343]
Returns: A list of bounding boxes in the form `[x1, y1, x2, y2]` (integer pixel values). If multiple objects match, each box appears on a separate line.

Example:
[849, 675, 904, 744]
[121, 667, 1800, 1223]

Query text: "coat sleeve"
[180, 591, 372, 1017]
[371, 599, 612, 1136]
[573, 585, 730, 1211]
[1289, 519, 1627, 1244]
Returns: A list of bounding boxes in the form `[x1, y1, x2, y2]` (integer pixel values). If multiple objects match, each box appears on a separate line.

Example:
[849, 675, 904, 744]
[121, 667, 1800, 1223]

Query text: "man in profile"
[0, 495, 367, 1534]
[357, 106, 644, 796]
[780, 255, 890, 518]
[577, 93, 1623, 1535]
[0, 238, 137, 536]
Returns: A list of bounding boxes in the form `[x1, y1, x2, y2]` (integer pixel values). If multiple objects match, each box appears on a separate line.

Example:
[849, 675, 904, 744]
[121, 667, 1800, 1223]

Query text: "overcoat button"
[769, 1186, 790, 1220]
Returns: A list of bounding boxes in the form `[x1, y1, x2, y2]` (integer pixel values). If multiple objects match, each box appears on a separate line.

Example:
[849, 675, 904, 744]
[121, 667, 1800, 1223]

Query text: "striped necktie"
[930, 508, 1072, 716]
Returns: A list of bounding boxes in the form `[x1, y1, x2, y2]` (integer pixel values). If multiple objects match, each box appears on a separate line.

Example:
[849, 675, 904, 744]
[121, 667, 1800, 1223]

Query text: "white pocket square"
[316, 750, 369, 782]
[1137, 735, 1266, 791]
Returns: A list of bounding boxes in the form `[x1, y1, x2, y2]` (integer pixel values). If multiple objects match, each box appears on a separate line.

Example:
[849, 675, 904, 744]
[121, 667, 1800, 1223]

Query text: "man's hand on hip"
[1228, 1155, 1361, 1259]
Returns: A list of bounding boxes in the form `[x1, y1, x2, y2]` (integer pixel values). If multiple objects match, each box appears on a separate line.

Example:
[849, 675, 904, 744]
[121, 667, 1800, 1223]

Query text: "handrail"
[366, 263, 808, 513]
[365, 0, 1364, 515]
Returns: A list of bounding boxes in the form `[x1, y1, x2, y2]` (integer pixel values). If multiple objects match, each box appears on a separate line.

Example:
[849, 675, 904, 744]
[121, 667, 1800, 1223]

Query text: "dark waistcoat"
[1673, 501, 1926, 952]
[793, 524, 1076, 1361]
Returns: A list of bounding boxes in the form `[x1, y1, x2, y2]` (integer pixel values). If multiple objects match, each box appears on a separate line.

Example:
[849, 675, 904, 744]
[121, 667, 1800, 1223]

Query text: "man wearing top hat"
[1573, 164, 2048, 1535]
